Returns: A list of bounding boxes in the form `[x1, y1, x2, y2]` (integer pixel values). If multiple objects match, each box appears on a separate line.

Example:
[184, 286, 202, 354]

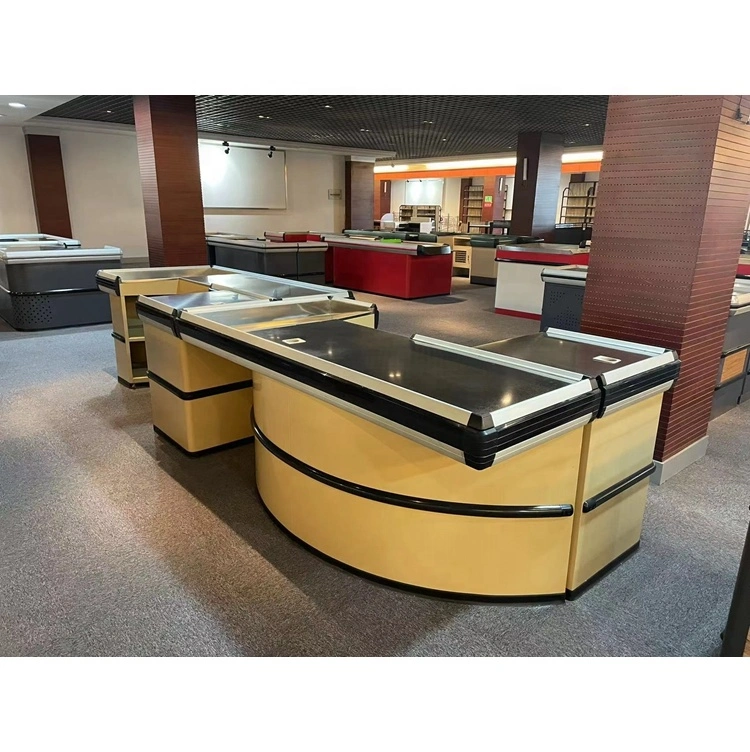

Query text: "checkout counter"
[127, 286, 678, 598]
[478, 328, 679, 596]
[206, 235, 328, 284]
[96, 265, 352, 388]
[135, 294, 377, 455]
[0, 237, 121, 330]
[323, 234, 453, 299]
[539, 267, 750, 421]
[494, 243, 590, 319]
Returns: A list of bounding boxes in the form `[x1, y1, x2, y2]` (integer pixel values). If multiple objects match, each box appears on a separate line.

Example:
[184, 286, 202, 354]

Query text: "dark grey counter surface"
[478, 333, 647, 378]
[250, 321, 571, 417]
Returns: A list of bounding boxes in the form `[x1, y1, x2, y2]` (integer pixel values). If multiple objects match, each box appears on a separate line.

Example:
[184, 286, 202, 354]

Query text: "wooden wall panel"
[25, 135, 72, 238]
[133, 96, 206, 267]
[378, 179, 391, 219]
[346, 160, 374, 229]
[581, 96, 750, 461]
[510, 132, 564, 239]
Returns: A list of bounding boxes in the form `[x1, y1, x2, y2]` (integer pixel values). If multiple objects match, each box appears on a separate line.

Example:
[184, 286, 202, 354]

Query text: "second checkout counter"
[118, 270, 679, 599]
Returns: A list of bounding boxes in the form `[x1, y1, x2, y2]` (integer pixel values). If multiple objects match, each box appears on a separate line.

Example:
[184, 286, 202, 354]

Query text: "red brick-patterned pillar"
[133, 96, 207, 266]
[510, 131, 564, 240]
[581, 96, 750, 473]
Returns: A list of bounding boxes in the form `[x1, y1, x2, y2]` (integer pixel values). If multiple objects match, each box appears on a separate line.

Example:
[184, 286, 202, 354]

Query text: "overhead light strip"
[375, 150, 604, 174]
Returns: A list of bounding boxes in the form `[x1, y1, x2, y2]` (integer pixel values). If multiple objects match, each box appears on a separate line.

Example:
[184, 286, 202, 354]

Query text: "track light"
[222, 140, 230, 154]
[268, 145, 276, 158]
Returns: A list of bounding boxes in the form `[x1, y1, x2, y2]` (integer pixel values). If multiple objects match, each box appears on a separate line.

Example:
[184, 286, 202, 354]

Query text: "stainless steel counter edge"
[206, 236, 300, 249]
[96, 265, 218, 283]
[2, 247, 122, 263]
[544, 327, 677, 387]
[411, 334, 585, 384]
[600, 381, 675, 416]
[545, 328, 669, 356]
[322, 235, 450, 256]
[179, 295, 372, 316]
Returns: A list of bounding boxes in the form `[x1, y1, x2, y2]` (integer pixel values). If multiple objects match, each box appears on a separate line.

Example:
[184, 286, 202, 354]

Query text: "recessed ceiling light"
[442, 138, 447, 142]
[324, 105, 332, 109]
[584, 123, 590, 127]
[258, 115, 265, 118]
[105, 110, 112, 114]
[360, 128, 370, 132]
[423, 120, 433, 124]
[8, 102, 26, 108]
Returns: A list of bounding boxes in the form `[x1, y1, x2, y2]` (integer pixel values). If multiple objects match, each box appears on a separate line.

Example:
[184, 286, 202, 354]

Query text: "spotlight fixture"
[222, 140, 230, 155]
[268, 145, 276, 158]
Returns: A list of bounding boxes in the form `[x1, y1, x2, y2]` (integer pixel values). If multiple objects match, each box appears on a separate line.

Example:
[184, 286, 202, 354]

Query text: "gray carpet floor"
[1, 278, 747, 656]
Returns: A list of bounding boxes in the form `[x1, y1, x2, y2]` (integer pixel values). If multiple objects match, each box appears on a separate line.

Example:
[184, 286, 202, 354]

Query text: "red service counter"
[324, 235, 453, 299]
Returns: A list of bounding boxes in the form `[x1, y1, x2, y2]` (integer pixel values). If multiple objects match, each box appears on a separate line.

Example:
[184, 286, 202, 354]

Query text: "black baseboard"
[565, 541, 641, 600]
[153, 425, 253, 457]
[118, 376, 149, 389]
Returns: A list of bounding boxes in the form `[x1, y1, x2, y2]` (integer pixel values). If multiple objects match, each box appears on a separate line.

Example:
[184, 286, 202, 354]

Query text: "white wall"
[390, 180, 406, 215]
[203, 151, 346, 236]
[60, 130, 148, 257]
[0, 126, 37, 233]
[442, 177, 462, 221]
[4, 126, 349, 256]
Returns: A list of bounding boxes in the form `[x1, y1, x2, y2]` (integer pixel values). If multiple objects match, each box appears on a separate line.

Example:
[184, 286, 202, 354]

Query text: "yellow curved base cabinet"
[253, 374, 584, 599]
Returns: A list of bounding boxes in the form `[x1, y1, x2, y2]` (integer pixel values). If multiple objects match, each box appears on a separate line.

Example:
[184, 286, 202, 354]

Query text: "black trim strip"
[601, 361, 681, 416]
[117, 376, 149, 389]
[111, 331, 126, 343]
[565, 541, 640, 600]
[582, 463, 655, 513]
[135, 301, 179, 337]
[149, 370, 253, 401]
[95, 274, 116, 293]
[720, 343, 750, 357]
[4, 286, 101, 297]
[256, 488, 565, 604]
[178, 318, 600, 471]
[154, 426, 253, 457]
[253, 414, 573, 518]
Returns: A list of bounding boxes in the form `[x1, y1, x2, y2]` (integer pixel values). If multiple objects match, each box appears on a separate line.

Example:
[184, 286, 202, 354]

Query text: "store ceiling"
[39, 95, 608, 160]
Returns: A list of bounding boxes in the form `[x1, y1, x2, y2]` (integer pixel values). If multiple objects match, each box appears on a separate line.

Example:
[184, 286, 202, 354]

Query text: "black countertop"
[254, 321, 568, 418]
[175, 317, 600, 469]
[478, 331, 680, 415]
[478, 333, 647, 378]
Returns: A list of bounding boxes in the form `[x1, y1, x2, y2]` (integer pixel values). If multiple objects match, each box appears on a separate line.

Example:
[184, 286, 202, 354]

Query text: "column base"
[651, 436, 708, 485]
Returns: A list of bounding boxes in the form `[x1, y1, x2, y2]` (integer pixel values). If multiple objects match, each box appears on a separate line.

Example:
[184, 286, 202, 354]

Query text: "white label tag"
[282, 338, 306, 345]
[593, 355, 621, 364]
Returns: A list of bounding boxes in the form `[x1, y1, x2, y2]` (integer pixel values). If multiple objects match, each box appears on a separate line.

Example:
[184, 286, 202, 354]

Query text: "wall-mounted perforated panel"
[581, 95, 750, 460]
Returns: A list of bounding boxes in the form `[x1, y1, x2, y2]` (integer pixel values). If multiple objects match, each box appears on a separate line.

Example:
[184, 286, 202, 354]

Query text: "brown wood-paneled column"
[510, 131, 564, 239]
[345, 159, 374, 230]
[25, 134, 72, 238]
[581, 96, 750, 471]
[133, 96, 206, 266]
